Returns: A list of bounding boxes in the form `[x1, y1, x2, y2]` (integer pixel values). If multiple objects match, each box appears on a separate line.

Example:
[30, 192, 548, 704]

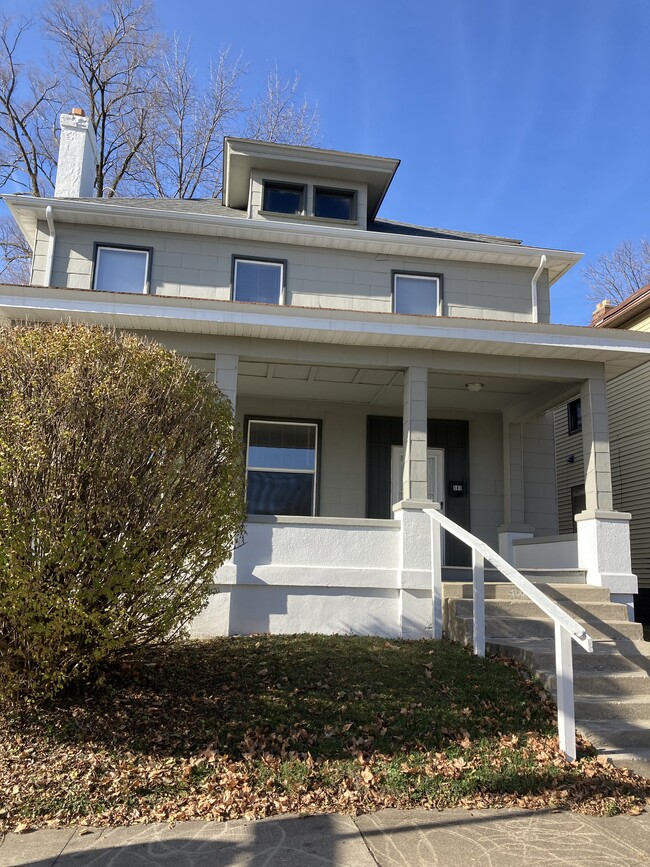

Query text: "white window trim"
[93, 245, 151, 295]
[246, 419, 319, 516]
[233, 258, 286, 306]
[393, 272, 442, 317]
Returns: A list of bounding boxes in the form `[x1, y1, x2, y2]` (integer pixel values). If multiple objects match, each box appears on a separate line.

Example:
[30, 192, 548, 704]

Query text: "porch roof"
[3, 283, 650, 381]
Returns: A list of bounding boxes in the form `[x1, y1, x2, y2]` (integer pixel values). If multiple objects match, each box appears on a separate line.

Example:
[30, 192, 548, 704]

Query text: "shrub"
[0, 323, 245, 699]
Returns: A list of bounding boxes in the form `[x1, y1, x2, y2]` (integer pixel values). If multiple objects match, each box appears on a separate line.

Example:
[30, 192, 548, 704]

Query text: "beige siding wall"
[33, 221, 550, 323]
[608, 362, 650, 589]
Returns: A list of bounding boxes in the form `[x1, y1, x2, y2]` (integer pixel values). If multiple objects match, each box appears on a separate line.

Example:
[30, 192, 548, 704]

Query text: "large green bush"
[0, 323, 246, 699]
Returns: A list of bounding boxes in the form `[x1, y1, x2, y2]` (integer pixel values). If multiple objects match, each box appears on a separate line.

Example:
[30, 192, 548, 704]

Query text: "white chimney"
[54, 109, 98, 198]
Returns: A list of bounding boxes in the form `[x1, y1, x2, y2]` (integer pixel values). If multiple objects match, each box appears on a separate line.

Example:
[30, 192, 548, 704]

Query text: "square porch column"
[575, 376, 636, 612]
[498, 421, 533, 561]
[402, 366, 428, 501]
[395, 366, 436, 639]
[214, 353, 238, 410]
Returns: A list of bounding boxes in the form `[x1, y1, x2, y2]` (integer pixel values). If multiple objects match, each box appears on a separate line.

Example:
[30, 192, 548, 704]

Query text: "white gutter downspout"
[44, 205, 56, 287]
[531, 254, 546, 324]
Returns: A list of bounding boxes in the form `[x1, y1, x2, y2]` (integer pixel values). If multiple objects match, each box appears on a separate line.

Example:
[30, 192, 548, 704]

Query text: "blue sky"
[8, 0, 650, 324]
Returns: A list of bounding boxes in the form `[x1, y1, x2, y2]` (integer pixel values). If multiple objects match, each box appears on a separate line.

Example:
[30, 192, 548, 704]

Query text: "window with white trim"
[93, 245, 151, 294]
[393, 272, 441, 316]
[232, 258, 285, 305]
[246, 419, 319, 516]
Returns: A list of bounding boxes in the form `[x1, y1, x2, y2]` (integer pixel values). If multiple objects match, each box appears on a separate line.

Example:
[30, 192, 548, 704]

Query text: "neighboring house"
[2, 110, 650, 637]
[554, 285, 650, 622]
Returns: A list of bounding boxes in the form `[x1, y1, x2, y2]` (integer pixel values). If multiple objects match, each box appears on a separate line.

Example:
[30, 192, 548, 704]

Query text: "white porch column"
[214, 353, 238, 410]
[213, 353, 239, 632]
[576, 376, 636, 611]
[498, 421, 533, 561]
[402, 366, 428, 501]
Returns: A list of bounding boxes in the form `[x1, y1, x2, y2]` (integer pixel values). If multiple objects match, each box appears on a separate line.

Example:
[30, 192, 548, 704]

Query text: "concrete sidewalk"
[2, 807, 650, 866]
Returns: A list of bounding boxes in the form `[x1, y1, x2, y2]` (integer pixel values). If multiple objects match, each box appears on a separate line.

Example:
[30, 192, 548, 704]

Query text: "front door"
[391, 446, 445, 509]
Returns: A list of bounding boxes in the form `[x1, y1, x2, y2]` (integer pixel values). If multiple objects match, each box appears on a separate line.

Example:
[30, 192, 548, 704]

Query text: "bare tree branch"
[584, 239, 650, 304]
[0, 214, 31, 283]
[245, 66, 320, 147]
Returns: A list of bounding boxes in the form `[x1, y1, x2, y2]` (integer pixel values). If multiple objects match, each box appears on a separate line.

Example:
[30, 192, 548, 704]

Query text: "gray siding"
[523, 415, 559, 536]
[33, 221, 551, 324]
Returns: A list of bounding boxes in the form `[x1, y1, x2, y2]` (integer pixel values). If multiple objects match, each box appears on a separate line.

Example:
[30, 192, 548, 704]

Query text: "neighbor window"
[93, 245, 151, 294]
[245, 419, 319, 516]
[313, 187, 356, 221]
[568, 398, 582, 435]
[393, 272, 441, 316]
[263, 182, 305, 215]
[232, 258, 285, 305]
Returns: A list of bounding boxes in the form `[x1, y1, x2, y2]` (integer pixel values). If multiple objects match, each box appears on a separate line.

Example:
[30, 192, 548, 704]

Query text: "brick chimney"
[590, 298, 614, 327]
[54, 109, 98, 198]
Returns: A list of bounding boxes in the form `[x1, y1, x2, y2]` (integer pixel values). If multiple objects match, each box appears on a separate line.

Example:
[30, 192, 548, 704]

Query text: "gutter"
[44, 205, 56, 287]
[530, 254, 546, 323]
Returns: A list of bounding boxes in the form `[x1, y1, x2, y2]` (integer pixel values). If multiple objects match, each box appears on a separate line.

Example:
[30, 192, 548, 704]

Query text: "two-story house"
[3, 111, 650, 638]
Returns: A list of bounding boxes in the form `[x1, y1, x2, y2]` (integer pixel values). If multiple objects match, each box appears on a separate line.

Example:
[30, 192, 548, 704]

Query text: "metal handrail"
[424, 507, 593, 761]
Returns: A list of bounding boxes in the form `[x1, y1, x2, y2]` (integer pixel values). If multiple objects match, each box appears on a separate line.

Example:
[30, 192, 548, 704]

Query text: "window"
[246, 419, 319, 516]
[313, 187, 356, 221]
[93, 245, 151, 294]
[568, 398, 582, 435]
[393, 272, 441, 316]
[263, 182, 305, 215]
[232, 258, 285, 305]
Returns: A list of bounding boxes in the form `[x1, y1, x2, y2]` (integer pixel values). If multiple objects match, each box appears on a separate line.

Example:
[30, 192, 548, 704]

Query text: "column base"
[394, 500, 440, 639]
[575, 509, 637, 595]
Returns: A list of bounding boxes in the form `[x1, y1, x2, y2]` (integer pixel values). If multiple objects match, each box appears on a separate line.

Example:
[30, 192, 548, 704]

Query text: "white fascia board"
[3, 285, 650, 370]
[3, 195, 582, 284]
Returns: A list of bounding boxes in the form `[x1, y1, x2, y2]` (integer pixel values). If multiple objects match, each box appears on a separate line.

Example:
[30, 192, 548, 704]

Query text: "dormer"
[223, 138, 400, 230]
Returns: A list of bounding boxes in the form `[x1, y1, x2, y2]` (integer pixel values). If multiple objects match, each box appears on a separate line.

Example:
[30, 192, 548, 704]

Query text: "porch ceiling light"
[465, 382, 484, 392]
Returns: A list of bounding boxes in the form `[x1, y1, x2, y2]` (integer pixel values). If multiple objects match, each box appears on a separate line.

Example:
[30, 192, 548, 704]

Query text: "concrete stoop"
[443, 580, 650, 778]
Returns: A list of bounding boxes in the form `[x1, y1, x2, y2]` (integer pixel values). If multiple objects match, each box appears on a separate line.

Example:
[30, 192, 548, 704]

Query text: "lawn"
[1, 635, 647, 832]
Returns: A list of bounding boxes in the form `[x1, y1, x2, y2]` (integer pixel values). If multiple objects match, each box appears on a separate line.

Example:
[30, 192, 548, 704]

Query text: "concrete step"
[518, 569, 587, 585]
[575, 694, 650, 721]
[451, 613, 643, 641]
[488, 639, 650, 674]
[443, 582, 607, 602]
[539, 670, 650, 698]
[451, 598, 630, 622]
[587, 747, 650, 778]
[578, 719, 650, 750]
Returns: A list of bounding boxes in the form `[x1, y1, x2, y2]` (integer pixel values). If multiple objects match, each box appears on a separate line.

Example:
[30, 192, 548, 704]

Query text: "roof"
[591, 284, 650, 329]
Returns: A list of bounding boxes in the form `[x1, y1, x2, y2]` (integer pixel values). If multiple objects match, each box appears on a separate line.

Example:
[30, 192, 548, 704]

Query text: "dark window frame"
[392, 270, 444, 316]
[262, 180, 306, 216]
[92, 242, 153, 294]
[244, 415, 322, 517]
[231, 255, 287, 305]
[313, 186, 357, 222]
[567, 398, 582, 435]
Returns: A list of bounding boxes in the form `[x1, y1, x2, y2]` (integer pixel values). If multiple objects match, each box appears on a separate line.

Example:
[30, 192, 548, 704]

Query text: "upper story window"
[313, 187, 356, 221]
[263, 182, 305, 215]
[93, 244, 151, 294]
[393, 272, 441, 316]
[568, 398, 582, 435]
[232, 257, 286, 305]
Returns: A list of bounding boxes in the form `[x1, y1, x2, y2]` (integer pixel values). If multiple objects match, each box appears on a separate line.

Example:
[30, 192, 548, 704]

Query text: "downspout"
[530, 254, 546, 324]
[44, 205, 56, 287]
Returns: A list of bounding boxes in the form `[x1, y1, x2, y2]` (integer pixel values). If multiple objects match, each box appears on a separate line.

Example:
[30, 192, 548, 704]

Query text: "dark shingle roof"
[66, 197, 521, 245]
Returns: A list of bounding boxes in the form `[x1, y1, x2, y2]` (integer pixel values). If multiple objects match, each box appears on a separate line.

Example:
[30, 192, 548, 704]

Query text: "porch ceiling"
[189, 357, 563, 412]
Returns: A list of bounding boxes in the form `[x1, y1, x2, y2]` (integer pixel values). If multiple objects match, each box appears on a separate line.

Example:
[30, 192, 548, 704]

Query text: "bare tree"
[0, 0, 320, 282]
[245, 66, 319, 146]
[0, 214, 31, 283]
[130, 39, 244, 198]
[584, 239, 650, 305]
[42, 0, 161, 197]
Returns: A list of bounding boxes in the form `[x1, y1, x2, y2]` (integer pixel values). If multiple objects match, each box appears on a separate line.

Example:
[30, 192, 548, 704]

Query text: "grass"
[1, 635, 648, 831]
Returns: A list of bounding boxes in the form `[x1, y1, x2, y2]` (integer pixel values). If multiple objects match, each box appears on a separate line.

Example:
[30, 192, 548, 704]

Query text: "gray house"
[2, 111, 650, 638]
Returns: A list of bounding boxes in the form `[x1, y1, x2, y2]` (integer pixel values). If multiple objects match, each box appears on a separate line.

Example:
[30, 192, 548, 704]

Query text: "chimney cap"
[71, 107, 85, 117]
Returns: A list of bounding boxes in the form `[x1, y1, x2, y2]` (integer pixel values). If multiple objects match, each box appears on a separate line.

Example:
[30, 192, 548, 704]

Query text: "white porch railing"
[424, 508, 593, 761]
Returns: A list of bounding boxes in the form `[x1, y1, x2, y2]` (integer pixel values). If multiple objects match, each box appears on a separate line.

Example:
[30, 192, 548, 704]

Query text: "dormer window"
[263, 182, 305, 215]
[313, 187, 355, 221]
